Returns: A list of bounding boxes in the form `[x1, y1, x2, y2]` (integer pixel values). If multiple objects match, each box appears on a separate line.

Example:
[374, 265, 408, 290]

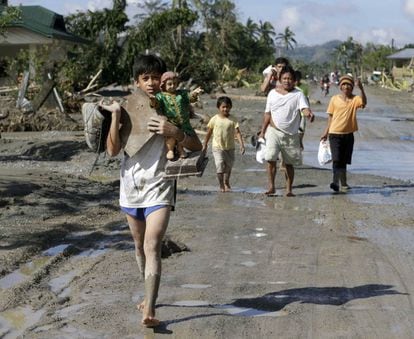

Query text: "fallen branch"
[81, 69, 102, 93]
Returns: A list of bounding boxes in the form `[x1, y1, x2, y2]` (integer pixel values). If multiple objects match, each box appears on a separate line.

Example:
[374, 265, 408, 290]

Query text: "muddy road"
[0, 86, 413, 338]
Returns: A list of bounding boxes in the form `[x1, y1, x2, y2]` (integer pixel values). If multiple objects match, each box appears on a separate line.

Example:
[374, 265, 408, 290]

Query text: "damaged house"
[0, 0, 87, 112]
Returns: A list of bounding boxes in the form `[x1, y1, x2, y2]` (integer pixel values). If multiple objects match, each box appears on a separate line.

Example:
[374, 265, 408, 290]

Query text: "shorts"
[120, 205, 169, 221]
[212, 148, 235, 173]
[264, 126, 302, 166]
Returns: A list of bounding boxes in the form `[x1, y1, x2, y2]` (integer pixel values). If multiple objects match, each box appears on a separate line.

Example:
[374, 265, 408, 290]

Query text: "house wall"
[1, 27, 76, 81]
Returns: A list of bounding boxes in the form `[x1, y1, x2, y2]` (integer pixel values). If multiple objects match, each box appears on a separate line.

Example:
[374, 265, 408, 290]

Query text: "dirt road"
[0, 86, 413, 338]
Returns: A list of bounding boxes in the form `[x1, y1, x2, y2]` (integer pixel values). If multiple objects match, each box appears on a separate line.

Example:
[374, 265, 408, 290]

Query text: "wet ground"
[0, 85, 413, 338]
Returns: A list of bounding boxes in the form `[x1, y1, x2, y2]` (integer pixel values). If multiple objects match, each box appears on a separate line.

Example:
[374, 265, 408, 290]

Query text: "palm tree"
[245, 18, 259, 40]
[276, 26, 297, 51]
[133, 0, 169, 22]
[258, 20, 275, 46]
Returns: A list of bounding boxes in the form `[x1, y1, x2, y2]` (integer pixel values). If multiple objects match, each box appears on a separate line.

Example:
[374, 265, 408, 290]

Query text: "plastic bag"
[318, 140, 332, 166]
[256, 138, 266, 164]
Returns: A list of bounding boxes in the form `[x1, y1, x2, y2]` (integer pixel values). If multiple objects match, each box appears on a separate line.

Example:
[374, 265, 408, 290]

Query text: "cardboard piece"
[119, 89, 160, 157]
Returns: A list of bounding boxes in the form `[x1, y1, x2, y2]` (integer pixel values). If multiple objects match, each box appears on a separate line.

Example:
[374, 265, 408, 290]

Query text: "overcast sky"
[9, 0, 414, 47]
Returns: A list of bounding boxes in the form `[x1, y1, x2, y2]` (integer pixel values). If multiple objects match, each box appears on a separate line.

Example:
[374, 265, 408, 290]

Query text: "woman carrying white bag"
[318, 139, 332, 166]
[321, 75, 367, 192]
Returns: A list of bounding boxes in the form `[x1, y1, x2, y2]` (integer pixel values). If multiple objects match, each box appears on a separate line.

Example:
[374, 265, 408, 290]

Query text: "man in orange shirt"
[321, 75, 367, 192]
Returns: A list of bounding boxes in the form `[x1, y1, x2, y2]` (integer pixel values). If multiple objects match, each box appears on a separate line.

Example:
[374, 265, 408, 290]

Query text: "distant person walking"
[203, 96, 245, 192]
[259, 66, 314, 196]
[321, 75, 367, 192]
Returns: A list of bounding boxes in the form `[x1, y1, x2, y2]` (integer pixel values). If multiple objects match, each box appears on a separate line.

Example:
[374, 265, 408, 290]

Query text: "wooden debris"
[119, 89, 161, 157]
[32, 77, 55, 112]
[81, 69, 102, 93]
[16, 71, 30, 109]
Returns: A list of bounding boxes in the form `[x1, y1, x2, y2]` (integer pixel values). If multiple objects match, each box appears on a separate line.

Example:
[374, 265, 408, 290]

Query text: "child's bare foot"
[179, 151, 188, 159]
[220, 187, 225, 193]
[224, 184, 231, 192]
[142, 316, 160, 328]
[264, 187, 275, 195]
[166, 150, 174, 160]
[285, 192, 295, 197]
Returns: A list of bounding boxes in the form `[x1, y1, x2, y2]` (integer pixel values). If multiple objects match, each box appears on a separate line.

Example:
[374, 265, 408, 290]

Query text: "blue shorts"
[120, 205, 168, 221]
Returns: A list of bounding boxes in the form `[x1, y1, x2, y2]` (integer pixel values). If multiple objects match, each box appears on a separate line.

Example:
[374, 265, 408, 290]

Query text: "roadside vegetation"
[1, 0, 413, 104]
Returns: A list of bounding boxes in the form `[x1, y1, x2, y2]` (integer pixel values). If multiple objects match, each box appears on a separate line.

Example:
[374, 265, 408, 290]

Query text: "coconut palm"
[276, 26, 297, 50]
[258, 20, 275, 46]
[245, 18, 259, 40]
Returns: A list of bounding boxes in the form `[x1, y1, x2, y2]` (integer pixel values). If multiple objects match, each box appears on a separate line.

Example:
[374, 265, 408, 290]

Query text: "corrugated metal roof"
[387, 48, 414, 60]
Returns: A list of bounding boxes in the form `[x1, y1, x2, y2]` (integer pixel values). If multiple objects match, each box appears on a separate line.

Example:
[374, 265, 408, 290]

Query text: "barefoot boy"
[101, 54, 202, 327]
[202, 96, 245, 192]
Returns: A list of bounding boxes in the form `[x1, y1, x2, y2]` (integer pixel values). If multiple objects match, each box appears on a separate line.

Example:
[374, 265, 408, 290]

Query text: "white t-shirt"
[262, 65, 273, 77]
[119, 134, 174, 208]
[265, 88, 309, 135]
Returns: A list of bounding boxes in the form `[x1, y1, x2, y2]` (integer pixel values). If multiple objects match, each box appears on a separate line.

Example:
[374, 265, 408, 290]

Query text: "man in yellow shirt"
[321, 75, 367, 192]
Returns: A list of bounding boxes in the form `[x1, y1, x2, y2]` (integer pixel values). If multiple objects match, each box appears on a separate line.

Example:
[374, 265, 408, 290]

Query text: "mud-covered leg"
[141, 206, 170, 327]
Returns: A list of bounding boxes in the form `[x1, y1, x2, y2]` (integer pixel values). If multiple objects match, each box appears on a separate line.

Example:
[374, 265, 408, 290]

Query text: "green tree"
[64, 0, 129, 87]
[276, 26, 297, 51]
[333, 37, 363, 75]
[0, 5, 21, 36]
[258, 20, 276, 47]
[362, 43, 393, 72]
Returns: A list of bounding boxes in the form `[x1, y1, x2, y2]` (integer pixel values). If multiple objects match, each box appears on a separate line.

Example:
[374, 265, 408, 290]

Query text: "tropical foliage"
[0, 5, 21, 36]
[1, 0, 408, 92]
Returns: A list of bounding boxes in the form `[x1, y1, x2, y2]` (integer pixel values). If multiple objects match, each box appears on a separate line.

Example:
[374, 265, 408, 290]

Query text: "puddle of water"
[172, 300, 211, 307]
[58, 324, 101, 338]
[303, 141, 414, 182]
[240, 261, 257, 267]
[254, 232, 267, 238]
[42, 244, 71, 256]
[58, 287, 72, 299]
[76, 241, 110, 258]
[108, 223, 129, 235]
[231, 187, 266, 194]
[48, 271, 78, 294]
[347, 186, 411, 206]
[180, 284, 211, 289]
[54, 303, 88, 318]
[0, 271, 27, 290]
[399, 135, 414, 141]
[215, 304, 286, 317]
[0, 306, 45, 339]
[356, 223, 414, 252]
[0, 257, 49, 290]
[66, 231, 95, 239]
[232, 199, 266, 208]
[312, 218, 324, 225]
[76, 248, 108, 258]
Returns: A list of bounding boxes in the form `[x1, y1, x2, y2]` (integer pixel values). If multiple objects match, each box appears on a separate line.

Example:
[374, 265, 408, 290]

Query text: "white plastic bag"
[256, 138, 266, 164]
[318, 140, 332, 166]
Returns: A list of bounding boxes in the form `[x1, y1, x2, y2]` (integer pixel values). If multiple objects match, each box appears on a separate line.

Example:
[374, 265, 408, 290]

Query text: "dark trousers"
[328, 133, 354, 170]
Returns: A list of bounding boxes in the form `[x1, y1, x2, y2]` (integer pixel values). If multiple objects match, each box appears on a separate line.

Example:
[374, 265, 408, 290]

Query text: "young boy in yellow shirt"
[202, 96, 245, 192]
